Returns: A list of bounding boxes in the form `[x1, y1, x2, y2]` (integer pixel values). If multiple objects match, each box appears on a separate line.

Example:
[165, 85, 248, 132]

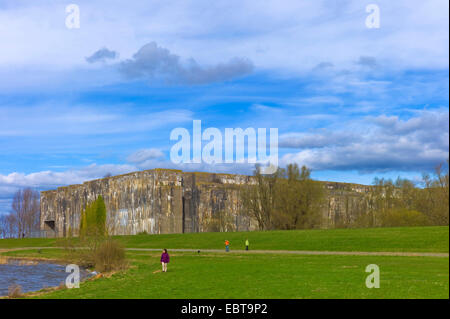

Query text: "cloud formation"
[281, 109, 449, 172]
[126, 148, 165, 164]
[279, 131, 358, 149]
[86, 47, 118, 63]
[118, 42, 254, 84]
[356, 56, 377, 68]
[0, 163, 137, 214]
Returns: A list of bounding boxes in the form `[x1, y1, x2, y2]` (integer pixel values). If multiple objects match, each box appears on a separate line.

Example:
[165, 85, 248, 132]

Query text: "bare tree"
[11, 188, 40, 238]
[241, 166, 280, 230]
[420, 160, 449, 225]
[0, 214, 7, 238]
[0, 213, 17, 238]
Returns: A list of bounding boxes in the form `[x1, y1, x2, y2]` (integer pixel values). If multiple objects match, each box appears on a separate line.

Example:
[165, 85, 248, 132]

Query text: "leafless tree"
[11, 188, 40, 238]
[0, 214, 7, 238]
[241, 166, 280, 230]
[7, 213, 18, 238]
[0, 213, 17, 238]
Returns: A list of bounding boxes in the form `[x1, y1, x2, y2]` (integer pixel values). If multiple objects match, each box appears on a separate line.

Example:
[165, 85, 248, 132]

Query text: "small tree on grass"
[80, 195, 107, 238]
[72, 195, 127, 272]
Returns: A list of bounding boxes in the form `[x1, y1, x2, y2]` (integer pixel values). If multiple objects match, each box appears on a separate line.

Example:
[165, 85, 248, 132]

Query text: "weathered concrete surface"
[40, 169, 371, 237]
[322, 182, 372, 228]
[40, 169, 256, 237]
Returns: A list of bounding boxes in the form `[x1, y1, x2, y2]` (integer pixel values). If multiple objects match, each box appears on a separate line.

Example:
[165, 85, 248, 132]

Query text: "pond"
[0, 259, 92, 296]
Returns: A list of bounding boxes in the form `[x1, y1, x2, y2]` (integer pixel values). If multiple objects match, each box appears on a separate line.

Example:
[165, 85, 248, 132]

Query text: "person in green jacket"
[245, 239, 249, 251]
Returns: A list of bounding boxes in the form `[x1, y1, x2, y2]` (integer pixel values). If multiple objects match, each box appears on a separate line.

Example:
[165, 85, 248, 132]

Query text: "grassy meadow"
[0, 226, 448, 299]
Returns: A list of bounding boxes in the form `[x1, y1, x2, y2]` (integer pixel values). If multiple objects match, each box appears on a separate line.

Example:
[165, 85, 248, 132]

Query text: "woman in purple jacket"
[160, 249, 170, 272]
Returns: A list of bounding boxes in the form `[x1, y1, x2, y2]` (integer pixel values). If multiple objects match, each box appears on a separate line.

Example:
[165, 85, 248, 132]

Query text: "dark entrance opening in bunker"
[44, 220, 55, 231]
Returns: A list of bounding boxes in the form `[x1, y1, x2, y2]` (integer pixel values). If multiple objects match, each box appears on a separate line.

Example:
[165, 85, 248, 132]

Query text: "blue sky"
[0, 0, 449, 215]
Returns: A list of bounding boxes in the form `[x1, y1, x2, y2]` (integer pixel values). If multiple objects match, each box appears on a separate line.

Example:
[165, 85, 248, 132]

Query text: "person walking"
[225, 240, 230, 252]
[160, 249, 170, 272]
[245, 239, 249, 251]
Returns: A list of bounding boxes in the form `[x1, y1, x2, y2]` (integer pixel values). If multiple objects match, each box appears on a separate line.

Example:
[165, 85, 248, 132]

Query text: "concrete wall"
[40, 169, 371, 237]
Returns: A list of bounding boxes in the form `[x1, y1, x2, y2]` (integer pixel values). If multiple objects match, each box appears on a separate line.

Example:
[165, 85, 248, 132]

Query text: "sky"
[0, 0, 449, 215]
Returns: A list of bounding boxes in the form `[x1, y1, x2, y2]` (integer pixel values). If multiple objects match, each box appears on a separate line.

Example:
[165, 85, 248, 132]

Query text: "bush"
[8, 284, 22, 298]
[93, 239, 128, 273]
[377, 208, 431, 227]
[60, 236, 128, 272]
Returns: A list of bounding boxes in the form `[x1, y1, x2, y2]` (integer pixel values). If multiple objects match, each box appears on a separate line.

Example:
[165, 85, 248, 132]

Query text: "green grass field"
[2, 248, 448, 299]
[0, 226, 448, 299]
[1, 226, 448, 252]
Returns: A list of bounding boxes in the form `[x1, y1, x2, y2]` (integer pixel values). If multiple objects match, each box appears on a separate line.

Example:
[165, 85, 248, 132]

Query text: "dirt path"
[2, 247, 447, 258]
[125, 248, 449, 257]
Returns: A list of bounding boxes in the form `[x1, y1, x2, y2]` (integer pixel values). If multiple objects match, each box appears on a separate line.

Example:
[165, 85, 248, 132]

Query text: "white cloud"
[0, 162, 137, 214]
[0, 0, 447, 76]
[281, 109, 449, 172]
[127, 148, 165, 163]
[0, 163, 136, 189]
[279, 131, 359, 149]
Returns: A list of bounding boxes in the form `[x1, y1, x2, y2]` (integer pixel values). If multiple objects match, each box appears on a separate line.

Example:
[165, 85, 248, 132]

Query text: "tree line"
[240, 163, 326, 230]
[0, 188, 40, 238]
[348, 161, 449, 228]
[240, 161, 449, 230]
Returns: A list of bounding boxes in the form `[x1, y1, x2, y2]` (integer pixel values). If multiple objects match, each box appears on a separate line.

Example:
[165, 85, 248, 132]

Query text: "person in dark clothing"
[160, 249, 170, 272]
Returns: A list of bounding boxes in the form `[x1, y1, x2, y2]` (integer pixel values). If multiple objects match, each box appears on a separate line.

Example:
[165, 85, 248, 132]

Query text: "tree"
[10, 188, 40, 238]
[349, 160, 449, 228]
[273, 164, 325, 229]
[241, 164, 325, 230]
[5, 213, 17, 238]
[79, 195, 107, 238]
[394, 177, 417, 210]
[0, 214, 8, 238]
[418, 160, 449, 225]
[240, 165, 281, 230]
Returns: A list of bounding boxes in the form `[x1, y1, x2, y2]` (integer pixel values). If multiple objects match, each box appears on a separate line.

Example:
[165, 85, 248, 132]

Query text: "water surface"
[0, 260, 91, 296]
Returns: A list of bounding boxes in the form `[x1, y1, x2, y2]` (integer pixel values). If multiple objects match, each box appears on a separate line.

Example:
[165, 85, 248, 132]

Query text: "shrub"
[8, 284, 22, 298]
[93, 239, 128, 273]
[377, 208, 431, 227]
